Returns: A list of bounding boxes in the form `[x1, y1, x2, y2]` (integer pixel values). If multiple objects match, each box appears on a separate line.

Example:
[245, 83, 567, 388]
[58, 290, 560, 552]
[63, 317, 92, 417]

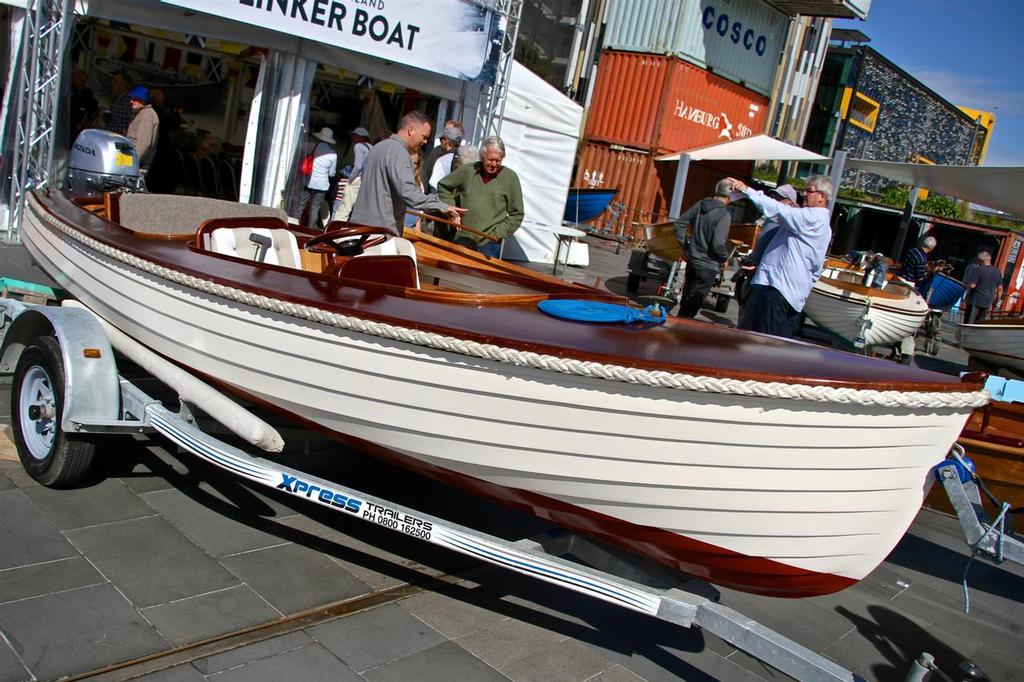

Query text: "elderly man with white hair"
[901, 234, 938, 293]
[729, 175, 834, 338]
[437, 135, 524, 258]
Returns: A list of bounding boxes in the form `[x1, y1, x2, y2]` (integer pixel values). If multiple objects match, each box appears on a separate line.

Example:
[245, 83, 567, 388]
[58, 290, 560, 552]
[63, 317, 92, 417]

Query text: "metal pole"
[668, 154, 691, 220]
[892, 186, 919, 259]
[827, 149, 847, 216]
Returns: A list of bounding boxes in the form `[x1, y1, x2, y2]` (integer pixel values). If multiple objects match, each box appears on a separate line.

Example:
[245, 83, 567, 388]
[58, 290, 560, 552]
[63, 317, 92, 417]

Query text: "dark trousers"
[678, 264, 718, 318]
[965, 304, 989, 324]
[302, 188, 327, 230]
[738, 284, 801, 338]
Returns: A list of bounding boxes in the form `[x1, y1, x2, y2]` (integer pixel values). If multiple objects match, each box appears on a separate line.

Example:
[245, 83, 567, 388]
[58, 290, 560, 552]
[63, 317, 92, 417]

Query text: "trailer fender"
[1, 304, 120, 431]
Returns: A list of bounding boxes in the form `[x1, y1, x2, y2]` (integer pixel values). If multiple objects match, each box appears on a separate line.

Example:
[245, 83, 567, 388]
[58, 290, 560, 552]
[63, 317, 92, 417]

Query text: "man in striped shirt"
[901, 235, 936, 292]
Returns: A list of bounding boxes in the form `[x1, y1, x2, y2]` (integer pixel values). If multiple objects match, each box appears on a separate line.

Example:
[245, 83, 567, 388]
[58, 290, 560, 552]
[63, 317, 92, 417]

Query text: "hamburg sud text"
[239, 0, 422, 51]
[277, 474, 433, 540]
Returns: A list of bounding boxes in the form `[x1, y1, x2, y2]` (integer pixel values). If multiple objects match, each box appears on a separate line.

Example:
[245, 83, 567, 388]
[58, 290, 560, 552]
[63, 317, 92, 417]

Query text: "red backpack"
[299, 152, 315, 176]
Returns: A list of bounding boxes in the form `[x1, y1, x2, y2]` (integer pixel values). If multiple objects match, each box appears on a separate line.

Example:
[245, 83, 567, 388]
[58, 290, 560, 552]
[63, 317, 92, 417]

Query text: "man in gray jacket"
[674, 180, 734, 318]
[350, 111, 465, 235]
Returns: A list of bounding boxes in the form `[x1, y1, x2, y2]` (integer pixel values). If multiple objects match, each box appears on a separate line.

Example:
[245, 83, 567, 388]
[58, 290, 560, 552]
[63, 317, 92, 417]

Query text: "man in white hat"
[302, 127, 338, 230]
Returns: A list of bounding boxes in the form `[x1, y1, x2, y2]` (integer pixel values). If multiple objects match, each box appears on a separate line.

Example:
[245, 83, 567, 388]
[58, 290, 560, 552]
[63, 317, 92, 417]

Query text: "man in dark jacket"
[674, 180, 734, 318]
[963, 251, 1003, 323]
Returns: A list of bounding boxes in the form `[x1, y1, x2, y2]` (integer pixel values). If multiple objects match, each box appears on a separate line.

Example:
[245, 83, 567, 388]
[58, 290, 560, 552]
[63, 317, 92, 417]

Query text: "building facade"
[804, 37, 987, 195]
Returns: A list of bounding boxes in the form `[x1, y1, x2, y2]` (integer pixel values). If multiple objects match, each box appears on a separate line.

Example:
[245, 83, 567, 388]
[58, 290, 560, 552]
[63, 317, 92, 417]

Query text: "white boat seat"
[358, 237, 419, 287]
[206, 227, 302, 269]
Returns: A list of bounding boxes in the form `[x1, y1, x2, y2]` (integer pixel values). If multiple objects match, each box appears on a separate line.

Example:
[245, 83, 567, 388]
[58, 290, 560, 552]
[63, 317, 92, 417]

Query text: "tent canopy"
[845, 158, 1024, 219]
[656, 134, 829, 162]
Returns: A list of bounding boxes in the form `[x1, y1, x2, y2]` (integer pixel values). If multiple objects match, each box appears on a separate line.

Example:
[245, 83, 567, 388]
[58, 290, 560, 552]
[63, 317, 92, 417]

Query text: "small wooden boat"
[926, 399, 1024, 514]
[17, 189, 988, 598]
[563, 188, 618, 223]
[958, 317, 1024, 376]
[643, 221, 760, 263]
[804, 265, 929, 349]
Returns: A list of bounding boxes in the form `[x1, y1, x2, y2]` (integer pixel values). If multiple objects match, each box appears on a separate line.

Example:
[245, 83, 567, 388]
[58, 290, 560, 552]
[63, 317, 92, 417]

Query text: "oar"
[407, 210, 501, 243]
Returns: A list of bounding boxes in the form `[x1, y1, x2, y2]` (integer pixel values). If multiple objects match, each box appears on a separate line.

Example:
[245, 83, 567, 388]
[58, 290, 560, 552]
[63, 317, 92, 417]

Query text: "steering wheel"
[305, 224, 393, 256]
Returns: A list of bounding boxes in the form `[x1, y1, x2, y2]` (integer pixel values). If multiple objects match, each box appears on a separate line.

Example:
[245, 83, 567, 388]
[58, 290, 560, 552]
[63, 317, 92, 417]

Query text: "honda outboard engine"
[67, 129, 146, 192]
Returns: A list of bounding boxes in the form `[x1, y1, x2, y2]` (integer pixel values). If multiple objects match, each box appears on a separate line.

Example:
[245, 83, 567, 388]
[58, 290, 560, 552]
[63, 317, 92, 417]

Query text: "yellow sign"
[115, 153, 134, 167]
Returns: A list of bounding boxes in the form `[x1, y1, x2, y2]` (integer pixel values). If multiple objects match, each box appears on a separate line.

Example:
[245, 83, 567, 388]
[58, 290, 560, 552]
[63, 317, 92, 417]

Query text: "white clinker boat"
[15, 189, 988, 598]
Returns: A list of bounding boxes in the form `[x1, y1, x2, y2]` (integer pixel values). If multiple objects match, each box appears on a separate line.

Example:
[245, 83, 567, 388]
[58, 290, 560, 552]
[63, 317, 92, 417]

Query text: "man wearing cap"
[730, 175, 833, 338]
[302, 127, 338, 230]
[733, 184, 798, 306]
[104, 72, 134, 136]
[125, 86, 160, 172]
[424, 120, 464, 191]
[332, 127, 372, 221]
[350, 111, 465, 235]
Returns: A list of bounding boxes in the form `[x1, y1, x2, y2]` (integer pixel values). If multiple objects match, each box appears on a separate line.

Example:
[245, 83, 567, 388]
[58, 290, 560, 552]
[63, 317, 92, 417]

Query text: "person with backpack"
[300, 127, 337, 230]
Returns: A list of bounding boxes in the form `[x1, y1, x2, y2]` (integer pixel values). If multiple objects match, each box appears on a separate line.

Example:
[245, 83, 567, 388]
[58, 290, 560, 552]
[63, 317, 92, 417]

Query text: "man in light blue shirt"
[728, 175, 833, 338]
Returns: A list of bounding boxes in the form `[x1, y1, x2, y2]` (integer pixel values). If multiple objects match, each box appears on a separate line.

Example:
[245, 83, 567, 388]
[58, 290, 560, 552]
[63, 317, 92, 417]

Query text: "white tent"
[500, 62, 585, 264]
[656, 134, 830, 162]
[655, 135, 830, 218]
[844, 158, 1024, 219]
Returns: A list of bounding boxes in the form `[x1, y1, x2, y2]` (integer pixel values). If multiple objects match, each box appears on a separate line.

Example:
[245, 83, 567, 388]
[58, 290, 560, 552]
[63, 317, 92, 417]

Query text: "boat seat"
[207, 227, 302, 269]
[115, 193, 287, 236]
[331, 255, 419, 289]
[358, 237, 419, 287]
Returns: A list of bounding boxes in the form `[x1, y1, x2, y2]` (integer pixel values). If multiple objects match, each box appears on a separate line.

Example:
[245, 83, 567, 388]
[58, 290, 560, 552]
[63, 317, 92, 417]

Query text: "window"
[840, 88, 880, 133]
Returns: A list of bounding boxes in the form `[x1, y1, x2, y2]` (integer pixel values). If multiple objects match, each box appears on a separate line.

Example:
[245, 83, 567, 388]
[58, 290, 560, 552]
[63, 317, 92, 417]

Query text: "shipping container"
[602, 0, 789, 96]
[585, 51, 769, 154]
[575, 141, 752, 235]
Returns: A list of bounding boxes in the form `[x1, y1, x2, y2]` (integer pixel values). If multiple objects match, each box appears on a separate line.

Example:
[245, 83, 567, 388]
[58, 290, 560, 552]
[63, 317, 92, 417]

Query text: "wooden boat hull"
[19, 191, 985, 598]
[643, 222, 760, 263]
[957, 319, 1024, 376]
[925, 400, 1024, 514]
[805, 267, 929, 348]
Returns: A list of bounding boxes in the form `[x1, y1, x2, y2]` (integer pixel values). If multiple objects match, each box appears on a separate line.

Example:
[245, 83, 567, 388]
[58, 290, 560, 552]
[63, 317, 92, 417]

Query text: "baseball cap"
[127, 86, 150, 103]
[770, 184, 798, 203]
[442, 127, 463, 142]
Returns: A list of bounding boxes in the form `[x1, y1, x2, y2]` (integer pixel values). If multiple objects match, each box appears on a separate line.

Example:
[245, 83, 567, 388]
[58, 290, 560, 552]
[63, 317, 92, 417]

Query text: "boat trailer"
[5, 287, 1009, 682]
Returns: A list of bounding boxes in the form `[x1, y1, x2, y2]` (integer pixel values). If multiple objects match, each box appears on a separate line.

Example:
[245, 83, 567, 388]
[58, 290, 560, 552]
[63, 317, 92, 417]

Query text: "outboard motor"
[66, 129, 146, 192]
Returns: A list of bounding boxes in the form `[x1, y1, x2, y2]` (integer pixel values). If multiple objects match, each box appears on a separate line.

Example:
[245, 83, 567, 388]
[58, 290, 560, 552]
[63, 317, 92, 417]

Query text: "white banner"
[160, 0, 502, 84]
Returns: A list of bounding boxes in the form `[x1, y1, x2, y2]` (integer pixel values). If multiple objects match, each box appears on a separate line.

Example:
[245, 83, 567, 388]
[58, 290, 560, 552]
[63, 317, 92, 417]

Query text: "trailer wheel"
[626, 273, 642, 293]
[11, 336, 96, 487]
[713, 294, 730, 313]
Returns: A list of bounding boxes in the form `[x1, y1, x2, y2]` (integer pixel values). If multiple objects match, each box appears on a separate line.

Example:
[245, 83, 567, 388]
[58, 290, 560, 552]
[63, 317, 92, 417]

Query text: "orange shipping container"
[576, 141, 752, 236]
[585, 50, 769, 154]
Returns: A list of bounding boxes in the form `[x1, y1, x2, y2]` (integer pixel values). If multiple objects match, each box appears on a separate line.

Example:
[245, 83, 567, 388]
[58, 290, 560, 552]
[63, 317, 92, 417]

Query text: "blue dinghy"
[925, 272, 967, 310]
[563, 188, 618, 223]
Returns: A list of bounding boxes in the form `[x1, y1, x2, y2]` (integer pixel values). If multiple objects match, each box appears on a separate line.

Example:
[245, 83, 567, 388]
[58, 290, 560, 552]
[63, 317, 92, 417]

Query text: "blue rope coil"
[538, 300, 667, 325]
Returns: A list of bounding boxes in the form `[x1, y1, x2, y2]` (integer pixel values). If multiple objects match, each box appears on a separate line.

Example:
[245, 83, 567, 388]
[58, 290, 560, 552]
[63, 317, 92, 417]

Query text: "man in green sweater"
[437, 136, 524, 258]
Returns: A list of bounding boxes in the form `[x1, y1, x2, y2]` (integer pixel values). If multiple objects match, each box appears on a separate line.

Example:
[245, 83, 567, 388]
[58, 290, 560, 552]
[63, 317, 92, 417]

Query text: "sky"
[833, 0, 1024, 167]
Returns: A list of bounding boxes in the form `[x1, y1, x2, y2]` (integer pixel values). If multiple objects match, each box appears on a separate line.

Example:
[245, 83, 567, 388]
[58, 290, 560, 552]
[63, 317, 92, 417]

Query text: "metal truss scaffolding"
[6, 0, 73, 242]
[472, 0, 523, 144]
